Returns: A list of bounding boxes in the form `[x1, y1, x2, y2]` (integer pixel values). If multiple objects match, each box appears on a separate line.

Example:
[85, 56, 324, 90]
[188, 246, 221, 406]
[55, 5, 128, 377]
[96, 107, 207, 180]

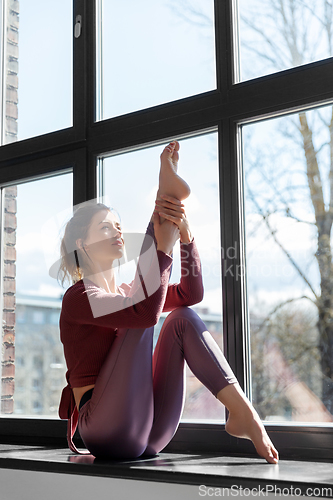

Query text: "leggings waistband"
[79, 388, 94, 411]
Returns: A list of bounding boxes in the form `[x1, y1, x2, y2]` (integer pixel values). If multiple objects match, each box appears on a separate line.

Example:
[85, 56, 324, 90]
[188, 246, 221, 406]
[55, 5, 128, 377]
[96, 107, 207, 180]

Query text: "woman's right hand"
[153, 212, 179, 255]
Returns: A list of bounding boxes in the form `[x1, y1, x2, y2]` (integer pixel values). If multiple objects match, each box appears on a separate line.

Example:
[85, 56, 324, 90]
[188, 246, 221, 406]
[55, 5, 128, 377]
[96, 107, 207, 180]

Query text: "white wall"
[2, 469, 326, 499]
[0, 469, 199, 500]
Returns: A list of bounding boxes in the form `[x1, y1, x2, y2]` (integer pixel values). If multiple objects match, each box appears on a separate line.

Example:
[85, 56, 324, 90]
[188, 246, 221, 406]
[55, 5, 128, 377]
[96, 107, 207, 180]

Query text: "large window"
[243, 105, 333, 423]
[96, 0, 216, 119]
[0, 0, 333, 459]
[2, 0, 73, 143]
[1, 172, 72, 415]
[100, 132, 224, 421]
[238, 0, 333, 81]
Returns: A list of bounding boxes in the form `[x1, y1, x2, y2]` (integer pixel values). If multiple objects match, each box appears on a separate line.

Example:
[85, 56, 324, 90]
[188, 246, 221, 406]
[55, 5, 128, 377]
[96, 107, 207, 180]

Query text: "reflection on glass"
[2, 0, 72, 144]
[0, 173, 72, 416]
[238, 0, 333, 81]
[102, 133, 225, 420]
[243, 105, 333, 423]
[97, 0, 216, 120]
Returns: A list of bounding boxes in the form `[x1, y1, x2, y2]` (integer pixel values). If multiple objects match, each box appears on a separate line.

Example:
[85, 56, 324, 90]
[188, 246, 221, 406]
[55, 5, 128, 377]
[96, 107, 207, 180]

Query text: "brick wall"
[1, 187, 17, 413]
[4, 0, 19, 144]
[1, 0, 19, 413]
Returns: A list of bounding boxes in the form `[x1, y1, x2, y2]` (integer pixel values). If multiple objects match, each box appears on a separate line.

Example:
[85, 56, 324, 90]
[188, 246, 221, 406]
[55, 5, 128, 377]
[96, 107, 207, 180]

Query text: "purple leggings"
[77, 307, 237, 459]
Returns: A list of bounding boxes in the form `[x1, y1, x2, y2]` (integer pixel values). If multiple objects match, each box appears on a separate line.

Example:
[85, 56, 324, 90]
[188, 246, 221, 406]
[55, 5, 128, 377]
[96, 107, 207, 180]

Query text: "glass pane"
[102, 133, 225, 421]
[2, 0, 72, 144]
[97, 0, 216, 120]
[243, 105, 333, 423]
[1, 173, 73, 416]
[238, 0, 333, 82]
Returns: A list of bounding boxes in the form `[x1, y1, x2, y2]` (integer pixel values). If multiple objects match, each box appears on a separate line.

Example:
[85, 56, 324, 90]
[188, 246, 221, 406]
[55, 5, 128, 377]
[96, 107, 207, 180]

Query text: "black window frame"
[0, 0, 333, 461]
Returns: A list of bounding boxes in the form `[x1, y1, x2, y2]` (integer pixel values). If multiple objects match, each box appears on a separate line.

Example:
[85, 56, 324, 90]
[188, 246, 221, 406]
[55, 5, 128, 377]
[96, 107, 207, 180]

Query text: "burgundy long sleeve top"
[58, 221, 203, 420]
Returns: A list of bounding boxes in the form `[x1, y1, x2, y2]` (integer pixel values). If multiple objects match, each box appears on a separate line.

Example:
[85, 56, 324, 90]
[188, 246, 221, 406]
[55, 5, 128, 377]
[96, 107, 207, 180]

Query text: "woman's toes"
[161, 141, 179, 158]
[266, 446, 279, 464]
[270, 446, 279, 463]
[167, 141, 179, 153]
[161, 144, 175, 157]
[255, 435, 279, 464]
[171, 140, 180, 151]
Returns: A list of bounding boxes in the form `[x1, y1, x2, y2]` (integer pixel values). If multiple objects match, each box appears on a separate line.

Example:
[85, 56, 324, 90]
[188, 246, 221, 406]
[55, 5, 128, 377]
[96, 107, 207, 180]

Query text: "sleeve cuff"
[157, 249, 173, 266]
[180, 237, 195, 246]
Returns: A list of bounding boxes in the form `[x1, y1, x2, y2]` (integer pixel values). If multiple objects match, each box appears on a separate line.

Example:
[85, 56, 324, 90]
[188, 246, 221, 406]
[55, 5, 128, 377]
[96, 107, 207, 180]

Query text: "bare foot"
[217, 383, 279, 464]
[159, 141, 191, 201]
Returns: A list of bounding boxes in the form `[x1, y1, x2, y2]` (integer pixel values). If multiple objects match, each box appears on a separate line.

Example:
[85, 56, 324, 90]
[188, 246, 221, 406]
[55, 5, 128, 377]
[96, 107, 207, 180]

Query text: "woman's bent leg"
[78, 326, 155, 459]
[144, 307, 237, 455]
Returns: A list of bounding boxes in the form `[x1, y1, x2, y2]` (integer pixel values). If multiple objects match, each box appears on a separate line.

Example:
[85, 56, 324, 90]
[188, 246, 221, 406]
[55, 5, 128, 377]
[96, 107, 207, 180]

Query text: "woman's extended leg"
[143, 307, 278, 464]
[78, 326, 155, 459]
[143, 307, 237, 455]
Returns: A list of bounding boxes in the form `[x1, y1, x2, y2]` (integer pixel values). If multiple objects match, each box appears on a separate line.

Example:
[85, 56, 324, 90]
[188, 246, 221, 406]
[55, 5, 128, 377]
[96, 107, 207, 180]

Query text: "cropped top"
[58, 221, 203, 452]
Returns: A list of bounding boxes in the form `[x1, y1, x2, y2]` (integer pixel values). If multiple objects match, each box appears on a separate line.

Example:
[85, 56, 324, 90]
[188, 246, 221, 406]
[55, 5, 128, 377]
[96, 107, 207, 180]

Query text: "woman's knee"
[164, 306, 198, 323]
[159, 307, 206, 347]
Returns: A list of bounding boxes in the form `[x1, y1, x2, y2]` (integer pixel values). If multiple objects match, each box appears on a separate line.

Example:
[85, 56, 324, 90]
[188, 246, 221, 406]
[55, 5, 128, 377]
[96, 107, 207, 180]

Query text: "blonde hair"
[58, 202, 111, 286]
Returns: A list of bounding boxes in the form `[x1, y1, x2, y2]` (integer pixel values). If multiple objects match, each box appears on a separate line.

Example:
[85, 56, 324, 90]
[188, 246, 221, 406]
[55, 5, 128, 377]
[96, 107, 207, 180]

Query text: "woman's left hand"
[155, 194, 193, 244]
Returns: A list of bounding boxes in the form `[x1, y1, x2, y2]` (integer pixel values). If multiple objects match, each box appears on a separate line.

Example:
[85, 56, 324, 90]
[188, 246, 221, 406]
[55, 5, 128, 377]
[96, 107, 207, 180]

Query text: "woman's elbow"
[188, 286, 204, 306]
[197, 290, 204, 305]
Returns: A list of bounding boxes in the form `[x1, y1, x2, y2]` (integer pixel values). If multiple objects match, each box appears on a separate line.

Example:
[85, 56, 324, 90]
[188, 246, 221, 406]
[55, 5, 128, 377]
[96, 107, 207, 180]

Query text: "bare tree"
[173, 0, 333, 415]
[241, 0, 333, 414]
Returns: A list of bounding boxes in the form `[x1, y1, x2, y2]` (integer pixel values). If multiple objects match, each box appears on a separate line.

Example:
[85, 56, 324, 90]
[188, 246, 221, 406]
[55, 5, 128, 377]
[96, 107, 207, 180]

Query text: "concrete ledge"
[0, 445, 332, 498]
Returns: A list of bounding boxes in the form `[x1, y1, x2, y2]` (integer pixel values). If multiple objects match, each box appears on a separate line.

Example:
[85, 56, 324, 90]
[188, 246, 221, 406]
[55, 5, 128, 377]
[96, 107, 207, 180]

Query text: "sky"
[238, 0, 332, 81]
[100, 0, 215, 119]
[16, 0, 73, 138]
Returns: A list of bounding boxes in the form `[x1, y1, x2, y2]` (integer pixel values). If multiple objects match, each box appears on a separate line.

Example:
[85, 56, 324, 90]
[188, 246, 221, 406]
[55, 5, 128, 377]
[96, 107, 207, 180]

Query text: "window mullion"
[85, 0, 97, 130]
[72, 0, 97, 204]
[73, 0, 88, 140]
[95, 0, 103, 123]
[220, 119, 249, 393]
[214, 0, 234, 96]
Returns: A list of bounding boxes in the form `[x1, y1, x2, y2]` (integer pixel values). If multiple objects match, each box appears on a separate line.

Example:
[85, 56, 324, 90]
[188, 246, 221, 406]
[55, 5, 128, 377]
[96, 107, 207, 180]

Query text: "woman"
[58, 142, 279, 463]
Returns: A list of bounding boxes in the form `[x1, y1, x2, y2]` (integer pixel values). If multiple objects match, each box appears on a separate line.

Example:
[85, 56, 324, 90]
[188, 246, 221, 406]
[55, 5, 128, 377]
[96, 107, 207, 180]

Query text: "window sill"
[0, 444, 332, 497]
[0, 418, 333, 461]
